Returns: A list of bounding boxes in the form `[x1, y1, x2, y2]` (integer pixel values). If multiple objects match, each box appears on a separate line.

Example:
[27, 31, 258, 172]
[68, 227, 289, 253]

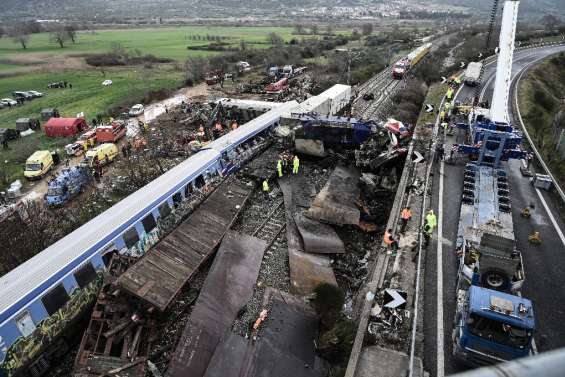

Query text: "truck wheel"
[481, 268, 510, 291]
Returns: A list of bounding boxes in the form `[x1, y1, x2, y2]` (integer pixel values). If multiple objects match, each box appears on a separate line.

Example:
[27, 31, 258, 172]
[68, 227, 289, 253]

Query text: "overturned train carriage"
[0, 101, 298, 377]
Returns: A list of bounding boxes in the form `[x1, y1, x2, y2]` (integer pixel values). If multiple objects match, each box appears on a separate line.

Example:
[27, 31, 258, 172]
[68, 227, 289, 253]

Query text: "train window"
[123, 227, 140, 249]
[102, 249, 118, 267]
[74, 262, 97, 289]
[185, 183, 194, 197]
[172, 192, 182, 206]
[141, 213, 157, 233]
[195, 175, 205, 188]
[159, 202, 171, 218]
[41, 284, 70, 316]
[15, 310, 36, 337]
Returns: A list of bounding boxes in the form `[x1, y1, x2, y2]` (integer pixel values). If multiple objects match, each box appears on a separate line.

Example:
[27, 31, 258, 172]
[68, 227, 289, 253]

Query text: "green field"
[0, 26, 299, 61]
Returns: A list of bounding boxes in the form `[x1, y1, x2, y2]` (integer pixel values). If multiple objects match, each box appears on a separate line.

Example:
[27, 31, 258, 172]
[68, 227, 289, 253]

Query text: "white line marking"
[534, 187, 565, 247]
[437, 159, 445, 377]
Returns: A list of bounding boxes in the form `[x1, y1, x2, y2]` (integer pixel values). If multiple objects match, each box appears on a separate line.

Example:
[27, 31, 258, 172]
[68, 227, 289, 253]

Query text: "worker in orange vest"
[400, 206, 412, 233]
[383, 229, 398, 251]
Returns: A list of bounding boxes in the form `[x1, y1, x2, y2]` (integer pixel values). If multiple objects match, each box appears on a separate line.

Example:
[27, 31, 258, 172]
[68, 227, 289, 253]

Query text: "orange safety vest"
[384, 231, 394, 245]
[401, 208, 412, 220]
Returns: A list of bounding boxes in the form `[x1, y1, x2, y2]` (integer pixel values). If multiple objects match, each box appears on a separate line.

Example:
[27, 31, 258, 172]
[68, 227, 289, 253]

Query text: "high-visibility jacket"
[384, 231, 394, 245]
[423, 223, 433, 235]
[277, 160, 283, 175]
[440, 111, 446, 119]
[446, 88, 454, 99]
[426, 212, 437, 229]
[293, 156, 299, 169]
[401, 208, 412, 220]
[263, 180, 269, 192]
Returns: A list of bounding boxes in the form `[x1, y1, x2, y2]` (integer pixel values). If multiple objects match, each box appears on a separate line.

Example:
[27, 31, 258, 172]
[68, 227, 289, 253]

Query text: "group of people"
[383, 207, 437, 251]
[276, 152, 299, 178]
[262, 152, 300, 199]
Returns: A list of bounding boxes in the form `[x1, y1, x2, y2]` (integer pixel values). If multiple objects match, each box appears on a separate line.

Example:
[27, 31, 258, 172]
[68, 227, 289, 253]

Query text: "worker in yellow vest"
[292, 155, 300, 175]
[446, 88, 454, 100]
[277, 159, 283, 178]
[426, 209, 437, 230]
[262, 179, 270, 199]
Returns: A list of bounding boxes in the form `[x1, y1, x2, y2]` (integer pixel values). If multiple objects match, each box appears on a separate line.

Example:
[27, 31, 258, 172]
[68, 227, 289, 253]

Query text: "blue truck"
[44, 166, 91, 206]
[452, 285, 535, 365]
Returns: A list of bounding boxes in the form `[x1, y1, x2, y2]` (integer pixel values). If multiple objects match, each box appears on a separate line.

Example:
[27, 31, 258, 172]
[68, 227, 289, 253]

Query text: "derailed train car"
[0, 101, 298, 377]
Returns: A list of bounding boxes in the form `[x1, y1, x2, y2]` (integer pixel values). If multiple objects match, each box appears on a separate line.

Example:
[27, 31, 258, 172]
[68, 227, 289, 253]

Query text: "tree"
[361, 23, 374, 36]
[9, 22, 30, 49]
[267, 32, 284, 46]
[64, 24, 78, 44]
[351, 29, 361, 40]
[541, 14, 561, 32]
[0, 26, 5, 38]
[325, 24, 334, 36]
[51, 26, 70, 48]
[311, 24, 319, 35]
[294, 23, 305, 35]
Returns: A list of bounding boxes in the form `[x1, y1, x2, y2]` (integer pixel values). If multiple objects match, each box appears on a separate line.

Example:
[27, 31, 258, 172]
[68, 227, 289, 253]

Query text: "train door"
[15, 311, 36, 337]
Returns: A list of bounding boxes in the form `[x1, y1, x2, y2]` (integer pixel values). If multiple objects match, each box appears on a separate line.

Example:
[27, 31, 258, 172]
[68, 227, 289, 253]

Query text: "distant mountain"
[428, 0, 564, 17]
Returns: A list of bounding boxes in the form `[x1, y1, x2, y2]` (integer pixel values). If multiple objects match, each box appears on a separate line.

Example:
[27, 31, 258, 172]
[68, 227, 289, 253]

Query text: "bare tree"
[65, 24, 78, 43]
[9, 22, 30, 49]
[51, 26, 70, 48]
[541, 14, 561, 32]
[294, 24, 305, 35]
[311, 25, 319, 35]
[361, 24, 374, 36]
[267, 32, 284, 46]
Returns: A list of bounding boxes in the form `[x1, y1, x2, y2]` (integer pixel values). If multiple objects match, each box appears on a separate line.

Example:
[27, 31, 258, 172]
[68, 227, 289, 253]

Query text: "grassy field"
[0, 26, 300, 61]
[0, 65, 184, 185]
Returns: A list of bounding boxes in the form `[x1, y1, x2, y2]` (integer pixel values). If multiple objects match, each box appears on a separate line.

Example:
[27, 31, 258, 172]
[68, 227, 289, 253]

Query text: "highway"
[423, 43, 565, 377]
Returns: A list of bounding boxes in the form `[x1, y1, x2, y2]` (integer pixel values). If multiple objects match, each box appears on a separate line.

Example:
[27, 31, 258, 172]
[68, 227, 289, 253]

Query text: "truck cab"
[453, 285, 534, 366]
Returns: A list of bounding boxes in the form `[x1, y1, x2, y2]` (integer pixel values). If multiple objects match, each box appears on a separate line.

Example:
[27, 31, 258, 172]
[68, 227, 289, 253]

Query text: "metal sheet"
[279, 178, 337, 296]
[166, 231, 267, 377]
[118, 179, 253, 311]
[295, 213, 345, 254]
[204, 295, 325, 377]
[248, 297, 325, 377]
[307, 165, 360, 225]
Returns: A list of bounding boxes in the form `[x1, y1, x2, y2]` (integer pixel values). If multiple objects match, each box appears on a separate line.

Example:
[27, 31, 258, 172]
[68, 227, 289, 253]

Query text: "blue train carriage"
[0, 149, 223, 377]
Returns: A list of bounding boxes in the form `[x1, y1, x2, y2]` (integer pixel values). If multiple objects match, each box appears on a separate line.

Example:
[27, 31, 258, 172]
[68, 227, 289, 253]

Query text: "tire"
[481, 268, 510, 291]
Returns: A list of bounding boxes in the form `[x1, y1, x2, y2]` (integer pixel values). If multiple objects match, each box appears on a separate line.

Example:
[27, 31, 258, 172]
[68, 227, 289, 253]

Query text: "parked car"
[0, 128, 20, 143]
[102, 80, 113, 86]
[128, 104, 144, 117]
[0, 102, 5, 109]
[12, 91, 33, 101]
[41, 108, 60, 120]
[26, 90, 44, 98]
[15, 118, 40, 132]
[1, 98, 18, 107]
[47, 82, 65, 89]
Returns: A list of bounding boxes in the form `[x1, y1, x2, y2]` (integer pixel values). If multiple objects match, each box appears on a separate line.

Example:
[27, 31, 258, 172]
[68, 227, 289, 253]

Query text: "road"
[423, 44, 565, 377]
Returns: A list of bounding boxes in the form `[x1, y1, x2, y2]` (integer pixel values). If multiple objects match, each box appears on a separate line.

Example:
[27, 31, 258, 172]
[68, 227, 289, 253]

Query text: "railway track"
[352, 66, 406, 122]
[251, 197, 286, 246]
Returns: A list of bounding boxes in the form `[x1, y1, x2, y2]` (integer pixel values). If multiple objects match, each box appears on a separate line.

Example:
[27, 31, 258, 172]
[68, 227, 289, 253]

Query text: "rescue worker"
[454, 76, 462, 86]
[262, 178, 270, 199]
[440, 110, 446, 121]
[400, 206, 412, 233]
[383, 229, 398, 251]
[292, 155, 300, 175]
[521, 207, 531, 218]
[213, 123, 223, 139]
[436, 144, 444, 162]
[426, 210, 437, 231]
[423, 221, 433, 247]
[197, 125, 206, 140]
[528, 231, 541, 244]
[441, 122, 449, 131]
[277, 159, 283, 178]
[446, 87, 454, 100]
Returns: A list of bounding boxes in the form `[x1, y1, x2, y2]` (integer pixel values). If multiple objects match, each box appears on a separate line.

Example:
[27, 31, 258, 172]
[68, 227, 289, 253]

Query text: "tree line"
[0, 20, 79, 49]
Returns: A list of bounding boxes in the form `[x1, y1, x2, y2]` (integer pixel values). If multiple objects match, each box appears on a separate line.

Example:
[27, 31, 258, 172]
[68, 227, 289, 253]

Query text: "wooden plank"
[118, 179, 253, 311]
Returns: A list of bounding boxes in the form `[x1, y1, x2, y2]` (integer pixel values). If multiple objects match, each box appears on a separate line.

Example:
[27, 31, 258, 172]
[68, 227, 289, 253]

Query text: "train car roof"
[205, 100, 298, 153]
[0, 148, 220, 324]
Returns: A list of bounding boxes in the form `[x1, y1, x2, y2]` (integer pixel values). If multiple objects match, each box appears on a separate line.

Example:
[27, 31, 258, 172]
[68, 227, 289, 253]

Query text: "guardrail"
[511, 52, 565, 204]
